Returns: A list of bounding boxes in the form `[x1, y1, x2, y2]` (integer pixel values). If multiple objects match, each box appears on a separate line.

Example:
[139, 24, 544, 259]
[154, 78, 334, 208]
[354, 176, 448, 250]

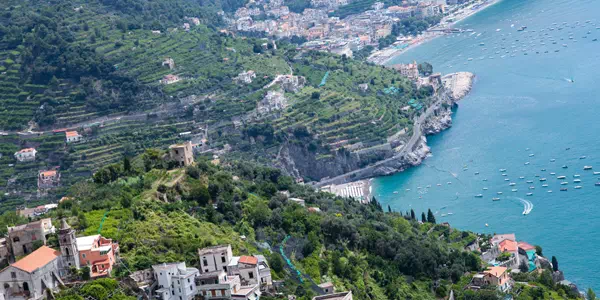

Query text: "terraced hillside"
[0, 0, 436, 207]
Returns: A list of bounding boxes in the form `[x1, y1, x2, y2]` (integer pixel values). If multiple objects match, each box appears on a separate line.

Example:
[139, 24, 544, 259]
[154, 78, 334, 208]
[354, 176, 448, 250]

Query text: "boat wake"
[515, 197, 534, 215]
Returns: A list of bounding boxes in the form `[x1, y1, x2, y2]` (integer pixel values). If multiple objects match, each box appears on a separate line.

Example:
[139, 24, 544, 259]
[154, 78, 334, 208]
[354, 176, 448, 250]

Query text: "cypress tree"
[427, 209, 436, 224]
[387, 205, 392, 213]
[421, 212, 426, 223]
[410, 209, 415, 220]
[552, 256, 559, 272]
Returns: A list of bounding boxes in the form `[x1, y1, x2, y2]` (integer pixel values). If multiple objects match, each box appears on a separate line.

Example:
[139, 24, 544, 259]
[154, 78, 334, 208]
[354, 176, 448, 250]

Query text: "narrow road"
[313, 94, 445, 188]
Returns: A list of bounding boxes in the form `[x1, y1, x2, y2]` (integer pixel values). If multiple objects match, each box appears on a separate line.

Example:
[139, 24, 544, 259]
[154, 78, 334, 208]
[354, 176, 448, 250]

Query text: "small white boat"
[548, 190, 553, 193]
[474, 172, 480, 175]
[550, 172, 556, 175]
[594, 172, 600, 175]
[573, 174, 581, 178]
[512, 189, 518, 192]
[526, 193, 533, 196]
[526, 180, 533, 183]
[529, 186, 535, 190]
[447, 213, 454, 215]
[575, 186, 582, 189]
[447, 182, 452, 185]
[483, 179, 488, 181]
[562, 165, 568, 169]
[529, 153, 535, 157]
[519, 176, 525, 179]
[561, 182, 569, 185]
[437, 183, 442, 186]
[475, 194, 483, 198]
[525, 162, 530, 165]
[542, 184, 549, 187]
[574, 179, 581, 183]
[492, 198, 500, 201]
[406, 189, 411, 191]
[502, 173, 508, 176]
[483, 187, 489, 190]
[393, 191, 399, 194]
[504, 178, 510, 181]
[580, 156, 587, 159]
[557, 176, 566, 179]
[509, 182, 516, 186]
[485, 223, 489, 227]
[499, 169, 507, 172]
[550, 159, 556, 162]
[497, 192, 503, 195]
[584, 166, 593, 170]
[540, 178, 547, 181]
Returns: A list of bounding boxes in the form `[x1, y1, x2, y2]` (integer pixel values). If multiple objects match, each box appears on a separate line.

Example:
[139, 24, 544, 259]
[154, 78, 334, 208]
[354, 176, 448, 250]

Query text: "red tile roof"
[485, 266, 507, 278]
[40, 170, 57, 177]
[518, 241, 536, 251]
[239, 256, 258, 265]
[65, 131, 79, 137]
[498, 239, 518, 252]
[17, 148, 35, 153]
[12, 246, 60, 273]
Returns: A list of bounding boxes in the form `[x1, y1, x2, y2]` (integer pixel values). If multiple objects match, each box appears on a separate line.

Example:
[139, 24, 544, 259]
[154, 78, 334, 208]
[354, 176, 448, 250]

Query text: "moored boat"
[575, 186, 582, 189]
[475, 194, 483, 198]
[492, 197, 500, 201]
[560, 188, 568, 191]
[557, 175, 566, 179]
[561, 182, 569, 185]
[584, 166, 593, 170]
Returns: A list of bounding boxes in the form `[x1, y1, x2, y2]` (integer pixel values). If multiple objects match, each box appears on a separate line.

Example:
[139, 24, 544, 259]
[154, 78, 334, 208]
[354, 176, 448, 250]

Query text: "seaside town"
[226, 0, 498, 62]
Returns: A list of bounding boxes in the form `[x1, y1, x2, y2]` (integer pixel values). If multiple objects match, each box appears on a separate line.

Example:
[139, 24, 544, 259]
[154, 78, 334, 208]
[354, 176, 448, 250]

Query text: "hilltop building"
[168, 141, 195, 167]
[0, 246, 64, 300]
[7, 218, 55, 259]
[161, 74, 181, 85]
[390, 61, 419, 80]
[14, 148, 37, 162]
[470, 266, 512, 292]
[38, 169, 60, 193]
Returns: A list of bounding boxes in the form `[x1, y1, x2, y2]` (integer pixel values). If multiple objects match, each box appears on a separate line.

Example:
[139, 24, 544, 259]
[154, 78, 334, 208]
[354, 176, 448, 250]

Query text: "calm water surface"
[376, 0, 600, 290]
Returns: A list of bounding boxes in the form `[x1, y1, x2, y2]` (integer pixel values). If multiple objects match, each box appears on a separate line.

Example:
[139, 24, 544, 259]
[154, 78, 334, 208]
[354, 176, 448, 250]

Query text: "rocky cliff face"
[276, 72, 474, 182]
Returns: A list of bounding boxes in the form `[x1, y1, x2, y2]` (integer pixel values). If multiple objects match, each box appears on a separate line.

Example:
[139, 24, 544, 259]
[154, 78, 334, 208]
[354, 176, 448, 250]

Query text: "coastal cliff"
[277, 72, 475, 184]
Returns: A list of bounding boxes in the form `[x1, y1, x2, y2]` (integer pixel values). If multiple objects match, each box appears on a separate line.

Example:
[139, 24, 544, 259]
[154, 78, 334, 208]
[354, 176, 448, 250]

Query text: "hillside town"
[227, 0, 473, 56]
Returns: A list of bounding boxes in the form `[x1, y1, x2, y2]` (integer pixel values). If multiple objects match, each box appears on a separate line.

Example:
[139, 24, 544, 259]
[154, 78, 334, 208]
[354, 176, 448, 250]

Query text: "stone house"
[14, 148, 36, 162]
[7, 219, 56, 259]
[168, 141, 194, 167]
[152, 262, 199, 300]
[470, 266, 512, 292]
[391, 61, 419, 80]
[38, 170, 60, 191]
[0, 246, 64, 300]
[318, 282, 334, 294]
[161, 74, 181, 85]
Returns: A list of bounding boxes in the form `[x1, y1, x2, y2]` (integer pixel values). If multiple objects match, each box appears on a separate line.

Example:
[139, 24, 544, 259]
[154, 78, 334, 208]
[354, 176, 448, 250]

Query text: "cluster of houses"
[0, 218, 119, 299]
[465, 232, 575, 293]
[229, 0, 453, 56]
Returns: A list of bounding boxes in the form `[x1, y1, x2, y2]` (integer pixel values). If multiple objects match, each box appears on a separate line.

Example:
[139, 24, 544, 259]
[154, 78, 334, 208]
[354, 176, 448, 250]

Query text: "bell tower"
[58, 218, 80, 271]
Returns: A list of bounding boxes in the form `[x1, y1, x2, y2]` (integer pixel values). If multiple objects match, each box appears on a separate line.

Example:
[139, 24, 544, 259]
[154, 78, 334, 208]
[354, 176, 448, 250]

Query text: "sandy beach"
[368, 0, 503, 66]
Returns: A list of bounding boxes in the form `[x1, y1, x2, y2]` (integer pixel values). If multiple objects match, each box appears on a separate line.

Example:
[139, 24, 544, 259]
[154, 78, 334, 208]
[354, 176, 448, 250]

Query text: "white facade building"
[14, 148, 37, 162]
[152, 262, 199, 300]
[198, 245, 233, 274]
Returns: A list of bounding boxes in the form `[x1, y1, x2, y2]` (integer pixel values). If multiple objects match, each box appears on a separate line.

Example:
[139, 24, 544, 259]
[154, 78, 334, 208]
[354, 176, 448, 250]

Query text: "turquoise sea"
[377, 0, 600, 290]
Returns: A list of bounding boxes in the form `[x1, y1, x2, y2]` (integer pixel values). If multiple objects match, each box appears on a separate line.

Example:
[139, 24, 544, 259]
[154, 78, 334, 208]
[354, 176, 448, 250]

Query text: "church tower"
[58, 218, 80, 271]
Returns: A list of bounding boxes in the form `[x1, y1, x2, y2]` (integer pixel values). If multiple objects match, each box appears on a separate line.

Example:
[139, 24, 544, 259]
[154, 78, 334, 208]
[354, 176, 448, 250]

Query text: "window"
[187, 278, 190, 283]
[10, 272, 16, 279]
[82, 253, 86, 259]
[203, 258, 208, 266]
[248, 272, 254, 279]
[172, 290, 175, 295]
[221, 255, 226, 263]
[12, 237, 19, 243]
[190, 286, 193, 291]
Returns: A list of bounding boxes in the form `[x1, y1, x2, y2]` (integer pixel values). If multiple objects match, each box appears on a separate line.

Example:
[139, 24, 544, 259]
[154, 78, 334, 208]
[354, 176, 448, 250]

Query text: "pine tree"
[519, 260, 529, 273]
[427, 209, 436, 224]
[410, 209, 415, 220]
[387, 205, 392, 213]
[421, 212, 427, 223]
[588, 288, 596, 300]
[552, 256, 559, 272]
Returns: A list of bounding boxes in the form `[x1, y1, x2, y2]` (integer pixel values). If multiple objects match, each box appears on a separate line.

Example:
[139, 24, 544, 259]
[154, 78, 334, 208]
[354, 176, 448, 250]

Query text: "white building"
[198, 245, 233, 274]
[65, 131, 82, 143]
[14, 148, 37, 162]
[152, 262, 199, 300]
[0, 246, 64, 300]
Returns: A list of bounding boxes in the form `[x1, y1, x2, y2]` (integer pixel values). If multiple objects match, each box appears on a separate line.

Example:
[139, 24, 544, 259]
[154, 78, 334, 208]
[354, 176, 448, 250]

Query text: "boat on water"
[479, 42, 485, 46]
[393, 191, 399, 194]
[483, 187, 489, 190]
[580, 156, 587, 159]
[562, 165, 568, 169]
[529, 153, 535, 157]
[575, 186, 583, 189]
[525, 162, 530, 165]
[437, 183, 442, 186]
[499, 169, 507, 172]
[574, 179, 581, 183]
[526, 193, 533, 196]
[584, 166, 593, 170]
[447, 213, 454, 215]
[447, 182, 452, 185]
[561, 188, 568, 191]
[542, 184, 549, 187]
[512, 189, 518, 192]
[548, 190, 553, 193]
[502, 173, 507, 176]
[475, 194, 483, 198]
[526, 180, 533, 183]
[574, 174, 581, 178]
[492, 198, 501, 201]
[540, 178, 547, 181]
[509, 182, 516, 186]
[519, 176, 525, 179]
[595, 182, 600, 186]
[561, 182, 569, 185]
[594, 172, 600, 175]
[550, 172, 556, 175]
[497, 192, 503, 195]
[557, 175, 566, 179]
[483, 179, 488, 181]
[474, 172, 480, 175]
[541, 169, 546, 171]
[529, 186, 535, 190]
[550, 159, 556, 162]
[406, 189, 411, 191]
